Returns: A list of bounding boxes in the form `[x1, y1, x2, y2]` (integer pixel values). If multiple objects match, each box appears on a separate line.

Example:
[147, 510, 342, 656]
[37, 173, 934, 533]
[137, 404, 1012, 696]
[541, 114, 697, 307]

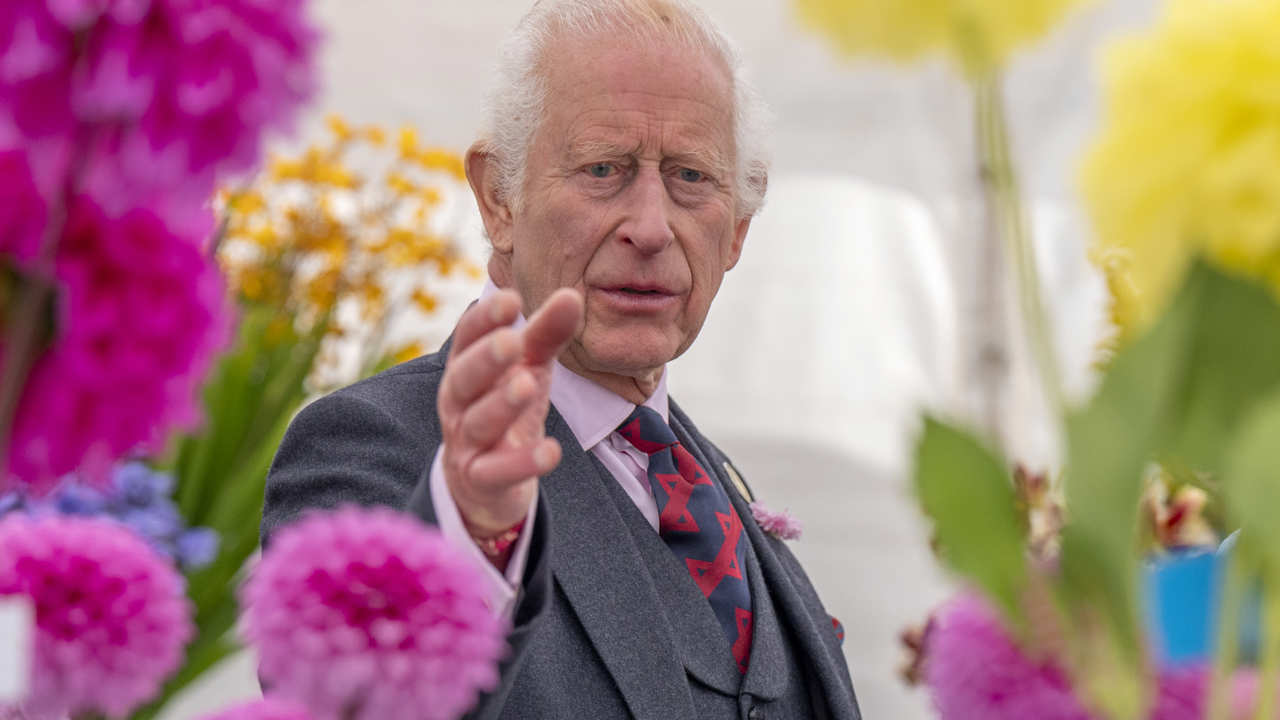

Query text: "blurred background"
[168, 0, 1158, 717]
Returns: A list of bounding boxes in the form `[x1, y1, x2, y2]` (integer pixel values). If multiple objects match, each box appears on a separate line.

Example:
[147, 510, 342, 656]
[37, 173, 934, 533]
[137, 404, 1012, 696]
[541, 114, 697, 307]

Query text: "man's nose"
[617, 169, 675, 254]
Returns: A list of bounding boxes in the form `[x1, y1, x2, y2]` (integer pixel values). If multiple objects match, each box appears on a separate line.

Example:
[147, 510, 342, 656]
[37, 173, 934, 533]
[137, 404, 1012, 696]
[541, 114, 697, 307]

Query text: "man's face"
[492, 35, 751, 382]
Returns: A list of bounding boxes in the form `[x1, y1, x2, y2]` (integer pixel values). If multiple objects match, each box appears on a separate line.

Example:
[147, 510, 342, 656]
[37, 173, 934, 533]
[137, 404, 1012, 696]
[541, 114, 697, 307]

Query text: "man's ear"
[725, 172, 765, 271]
[725, 214, 751, 271]
[466, 143, 514, 255]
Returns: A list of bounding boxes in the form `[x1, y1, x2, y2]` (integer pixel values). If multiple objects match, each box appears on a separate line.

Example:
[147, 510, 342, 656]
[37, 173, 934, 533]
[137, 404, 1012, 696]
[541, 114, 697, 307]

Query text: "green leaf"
[1057, 260, 1280, 718]
[1223, 386, 1280, 574]
[913, 417, 1028, 626]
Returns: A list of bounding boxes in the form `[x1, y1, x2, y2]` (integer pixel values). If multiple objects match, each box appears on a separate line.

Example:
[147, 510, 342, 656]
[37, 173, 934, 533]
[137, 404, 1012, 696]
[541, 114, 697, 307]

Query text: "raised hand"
[438, 287, 584, 539]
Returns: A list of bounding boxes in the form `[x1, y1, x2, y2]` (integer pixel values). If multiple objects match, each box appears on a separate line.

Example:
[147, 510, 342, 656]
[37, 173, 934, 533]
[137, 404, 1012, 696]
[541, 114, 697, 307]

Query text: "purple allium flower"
[750, 501, 803, 541]
[200, 697, 314, 720]
[0, 0, 319, 214]
[0, 514, 193, 719]
[243, 506, 508, 720]
[5, 195, 232, 492]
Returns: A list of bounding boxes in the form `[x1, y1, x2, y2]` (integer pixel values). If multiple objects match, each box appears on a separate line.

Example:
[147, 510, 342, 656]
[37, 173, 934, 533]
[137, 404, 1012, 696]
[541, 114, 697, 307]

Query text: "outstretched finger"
[458, 369, 540, 450]
[523, 288, 584, 366]
[467, 437, 562, 488]
[440, 327, 522, 418]
[448, 289, 521, 361]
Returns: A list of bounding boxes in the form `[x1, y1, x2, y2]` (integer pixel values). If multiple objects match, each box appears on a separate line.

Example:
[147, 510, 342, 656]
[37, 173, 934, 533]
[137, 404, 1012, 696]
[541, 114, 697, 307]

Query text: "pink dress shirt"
[429, 286, 668, 619]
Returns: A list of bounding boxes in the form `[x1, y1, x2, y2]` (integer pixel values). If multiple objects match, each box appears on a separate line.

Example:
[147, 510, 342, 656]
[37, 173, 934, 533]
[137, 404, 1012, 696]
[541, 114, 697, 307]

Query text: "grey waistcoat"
[599, 447, 820, 720]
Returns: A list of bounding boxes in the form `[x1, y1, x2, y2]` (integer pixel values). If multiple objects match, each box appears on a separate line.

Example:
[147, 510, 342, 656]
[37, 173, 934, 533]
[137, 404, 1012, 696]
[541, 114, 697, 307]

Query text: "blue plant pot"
[1144, 534, 1261, 665]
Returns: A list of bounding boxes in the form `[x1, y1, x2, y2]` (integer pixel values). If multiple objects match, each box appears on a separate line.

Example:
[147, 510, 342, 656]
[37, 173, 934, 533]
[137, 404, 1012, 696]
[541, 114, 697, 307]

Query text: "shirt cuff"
[428, 445, 536, 621]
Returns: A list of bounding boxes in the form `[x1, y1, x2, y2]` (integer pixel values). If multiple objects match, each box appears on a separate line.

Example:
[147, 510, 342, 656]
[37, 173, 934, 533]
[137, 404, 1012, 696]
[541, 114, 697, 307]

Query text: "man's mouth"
[593, 285, 680, 312]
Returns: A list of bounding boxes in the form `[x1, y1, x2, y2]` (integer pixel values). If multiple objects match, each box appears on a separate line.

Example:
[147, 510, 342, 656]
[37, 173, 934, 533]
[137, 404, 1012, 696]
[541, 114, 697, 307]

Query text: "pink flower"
[0, 150, 46, 263]
[925, 592, 1093, 720]
[0, 514, 193, 718]
[242, 506, 507, 720]
[923, 592, 1256, 720]
[200, 697, 313, 720]
[0, 0, 319, 214]
[750, 501, 803, 540]
[4, 192, 232, 493]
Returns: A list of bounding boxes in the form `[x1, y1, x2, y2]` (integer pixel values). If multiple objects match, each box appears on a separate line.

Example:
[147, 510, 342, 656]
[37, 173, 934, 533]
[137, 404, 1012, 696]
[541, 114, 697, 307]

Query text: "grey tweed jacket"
[262, 347, 861, 719]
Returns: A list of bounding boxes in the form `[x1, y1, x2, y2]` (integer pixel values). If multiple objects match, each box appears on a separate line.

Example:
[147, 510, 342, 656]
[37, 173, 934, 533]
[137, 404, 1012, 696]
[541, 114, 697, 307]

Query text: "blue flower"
[0, 492, 25, 517]
[113, 461, 173, 508]
[52, 483, 105, 516]
[7, 462, 219, 571]
[176, 528, 221, 569]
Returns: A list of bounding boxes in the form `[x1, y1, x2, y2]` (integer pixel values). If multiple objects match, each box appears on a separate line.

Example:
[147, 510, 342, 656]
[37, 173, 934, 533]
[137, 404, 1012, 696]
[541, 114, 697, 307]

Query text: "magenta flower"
[750, 501, 803, 541]
[0, 0, 318, 213]
[923, 591, 1255, 720]
[242, 506, 507, 720]
[0, 514, 193, 719]
[4, 192, 232, 493]
[925, 592, 1093, 720]
[200, 697, 314, 720]
[0, 150, 46, 263]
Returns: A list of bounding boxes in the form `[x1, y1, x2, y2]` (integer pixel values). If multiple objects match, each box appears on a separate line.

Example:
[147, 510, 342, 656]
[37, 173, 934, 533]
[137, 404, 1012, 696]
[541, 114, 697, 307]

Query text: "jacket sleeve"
[261, 374, 554, 719]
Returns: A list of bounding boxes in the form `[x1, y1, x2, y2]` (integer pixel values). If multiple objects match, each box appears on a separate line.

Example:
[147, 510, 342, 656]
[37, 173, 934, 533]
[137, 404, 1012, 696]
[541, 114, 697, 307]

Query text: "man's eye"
[678, 168, 704, 183]
[587, 163, 615, 178]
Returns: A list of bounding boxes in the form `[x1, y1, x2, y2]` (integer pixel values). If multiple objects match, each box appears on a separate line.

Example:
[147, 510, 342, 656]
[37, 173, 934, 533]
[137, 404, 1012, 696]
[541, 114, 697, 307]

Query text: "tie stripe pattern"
[617, 406, 753, 673]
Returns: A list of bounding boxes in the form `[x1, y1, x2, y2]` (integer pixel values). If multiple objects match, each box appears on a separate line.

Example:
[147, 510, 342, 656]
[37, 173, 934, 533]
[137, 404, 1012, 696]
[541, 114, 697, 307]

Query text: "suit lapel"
[669, 402, 862, 720]
[539, 407, 697, 720]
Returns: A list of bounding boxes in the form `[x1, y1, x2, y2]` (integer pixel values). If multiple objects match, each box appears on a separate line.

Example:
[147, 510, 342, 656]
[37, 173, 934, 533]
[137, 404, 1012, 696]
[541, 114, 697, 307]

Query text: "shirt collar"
[479, 280, 669, 451]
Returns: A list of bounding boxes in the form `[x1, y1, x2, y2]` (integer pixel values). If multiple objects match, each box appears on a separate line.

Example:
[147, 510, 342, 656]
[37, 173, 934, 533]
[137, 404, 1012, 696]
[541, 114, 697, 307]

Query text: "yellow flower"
[794, 0, 1091, 75]
[410, 288, 438, 314]
[217, 113, 473, 366]
[390, 341, 425, 364]
[397, 127, 419, 159]
[415, 148, 467, 181]
[227, 190, 266, 216]
[326, 114, 354, 142]
[364, 125, 387, 146]
[1080, 0, 1280, 342]
[386, 171, 418, 196]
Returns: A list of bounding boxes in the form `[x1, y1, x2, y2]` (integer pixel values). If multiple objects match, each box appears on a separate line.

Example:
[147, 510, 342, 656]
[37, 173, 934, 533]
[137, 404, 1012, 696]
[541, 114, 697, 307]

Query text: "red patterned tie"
[617, 406, 753, 673]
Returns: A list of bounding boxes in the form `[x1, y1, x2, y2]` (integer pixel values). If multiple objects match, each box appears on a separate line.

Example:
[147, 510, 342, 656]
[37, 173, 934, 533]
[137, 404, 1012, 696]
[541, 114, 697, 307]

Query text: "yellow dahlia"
[1081, 0, 1280, 341]
[794, 0, 1091, 75]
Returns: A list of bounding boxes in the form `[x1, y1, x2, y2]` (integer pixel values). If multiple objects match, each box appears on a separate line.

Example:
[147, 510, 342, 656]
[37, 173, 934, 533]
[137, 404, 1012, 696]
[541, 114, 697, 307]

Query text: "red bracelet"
[470, 517, 526, 558]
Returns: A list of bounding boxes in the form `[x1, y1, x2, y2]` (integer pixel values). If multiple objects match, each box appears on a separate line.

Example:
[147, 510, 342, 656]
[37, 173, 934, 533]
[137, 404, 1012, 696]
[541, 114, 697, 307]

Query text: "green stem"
[972, 74, 1067, 436]
[1208, 551, 1247, 720]
[1256, 572, 1280, 720]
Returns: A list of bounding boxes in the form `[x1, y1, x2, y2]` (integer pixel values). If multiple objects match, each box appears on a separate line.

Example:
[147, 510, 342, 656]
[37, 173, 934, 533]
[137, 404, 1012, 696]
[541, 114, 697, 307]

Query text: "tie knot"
[616, 405, 677, 454]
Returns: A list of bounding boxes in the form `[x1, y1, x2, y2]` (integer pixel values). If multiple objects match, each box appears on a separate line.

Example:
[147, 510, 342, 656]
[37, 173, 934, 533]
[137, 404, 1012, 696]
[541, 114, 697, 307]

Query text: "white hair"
[479, 0, 771, 219]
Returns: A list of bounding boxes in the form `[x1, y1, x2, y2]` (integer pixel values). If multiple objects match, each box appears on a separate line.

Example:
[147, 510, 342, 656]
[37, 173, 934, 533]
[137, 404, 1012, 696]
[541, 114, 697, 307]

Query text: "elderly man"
[263, 1, 861, 718]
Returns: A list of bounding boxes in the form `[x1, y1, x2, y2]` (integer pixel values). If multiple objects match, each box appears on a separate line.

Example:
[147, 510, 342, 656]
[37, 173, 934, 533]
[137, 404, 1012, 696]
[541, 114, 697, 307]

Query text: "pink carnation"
[4, 192, 232, 493]
[0, 0, 318, 214]
[0, 514, 193, 719]
[200, 697, 313, 720]
[750, 501, 803, 540]
[242, 506, 508, 720]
